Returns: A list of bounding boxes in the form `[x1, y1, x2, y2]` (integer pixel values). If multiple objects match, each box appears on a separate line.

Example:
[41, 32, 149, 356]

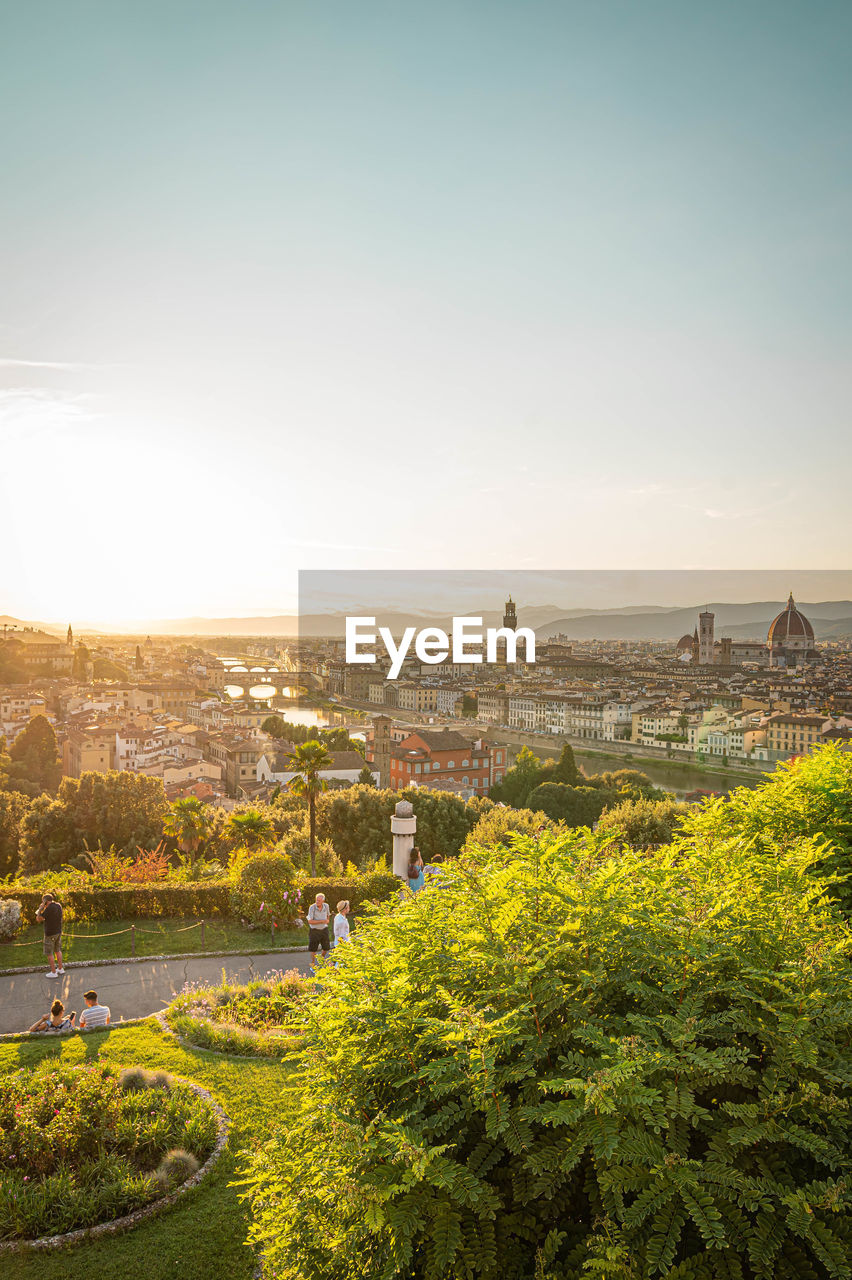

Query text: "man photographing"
[35, 893, 64, 979]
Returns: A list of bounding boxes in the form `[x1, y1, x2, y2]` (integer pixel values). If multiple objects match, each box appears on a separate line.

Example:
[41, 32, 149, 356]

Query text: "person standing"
[333, 900, 351, 947]
[78, 990, 110, 1029]
[407, 847, 425, 893]
[35, 893, 64, 978]
[306, 893, 331, 964]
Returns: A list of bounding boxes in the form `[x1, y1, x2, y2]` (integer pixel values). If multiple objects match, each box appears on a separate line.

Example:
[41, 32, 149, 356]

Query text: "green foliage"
[1, 716, 62, 797]
[230, 851, 299, 926]
[8, 881, 232, 925]
[358, 764, 377, 786]
[241, 826, 852, 1280]
[0, 1060, 217, 1241]
[313, 786, 492, 867]
[92, 655, 130, 681]
[225, 807, 276, 851]
[154, 1148, 200, 1191]
[163, 796, 213, 868]
[287, 740, 334, 876]
[596, 797, 691, 849]
[298, 872, 399, 916]
[18, 771, 168, 873]
[0, 897, 23, 940]
[490, 744, 544, 805]
[527, 781, 614, 825]
[681, 744, 852, 916]
[462, 805, 558, 854]
[0, 789, 30, 877]
[261, 717, 365, 754]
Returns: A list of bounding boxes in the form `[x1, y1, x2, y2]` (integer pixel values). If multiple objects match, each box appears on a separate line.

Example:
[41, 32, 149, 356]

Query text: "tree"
[0, 790, 30, 878]
[287, 741, 333, 876]
[357, 765, 376, 787]
[488, 745, 543, 806]
[163, 796, 213, 873]
[226, 807, 276, 852]
[551, 742, 582, 785]
[242, 823, 852, 1280]
[72, 642, 90, 681]
[135, 644, 144, 671]
[262, 714, 292, 739]
[596, 796, 690, 849]
[526, 781, 613, 826]
[18, 771, 168, 874]
[3, 715, 62, 797]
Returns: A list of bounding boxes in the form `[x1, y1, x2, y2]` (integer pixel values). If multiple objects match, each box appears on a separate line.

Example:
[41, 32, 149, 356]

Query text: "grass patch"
[2, 918, 306, 967]
[0, 1019, 292, 1279]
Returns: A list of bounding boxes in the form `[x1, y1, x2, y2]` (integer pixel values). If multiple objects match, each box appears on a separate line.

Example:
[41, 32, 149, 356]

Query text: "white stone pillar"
[391, 799, 416, 878]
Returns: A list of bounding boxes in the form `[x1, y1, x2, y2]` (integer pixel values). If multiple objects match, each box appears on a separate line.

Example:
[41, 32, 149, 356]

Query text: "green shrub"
[7, 881, 232, 925]
[299, 872, 399, 916]
[596, 796, 691, 849]
[242, 827, 852, 1279]
[461, 807, 558, 854]
[681, 743, 852, 915]
[154, 1148, 200, 1191]
[230, 851, 299, 926]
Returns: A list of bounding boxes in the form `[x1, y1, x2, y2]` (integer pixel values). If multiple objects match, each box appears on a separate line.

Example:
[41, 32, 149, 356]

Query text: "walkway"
[0, 949, 313, 1036]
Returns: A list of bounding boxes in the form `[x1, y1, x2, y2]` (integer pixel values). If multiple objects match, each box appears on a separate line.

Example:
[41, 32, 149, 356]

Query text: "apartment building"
[389, 729, 506, 794]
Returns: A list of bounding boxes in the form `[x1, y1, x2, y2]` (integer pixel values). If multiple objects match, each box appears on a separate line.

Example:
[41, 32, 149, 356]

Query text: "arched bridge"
[217, 664, 323, 700]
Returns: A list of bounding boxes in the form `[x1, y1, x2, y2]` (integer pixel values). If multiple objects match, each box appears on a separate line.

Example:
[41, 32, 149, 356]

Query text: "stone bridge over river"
[218, 663, 322, 699]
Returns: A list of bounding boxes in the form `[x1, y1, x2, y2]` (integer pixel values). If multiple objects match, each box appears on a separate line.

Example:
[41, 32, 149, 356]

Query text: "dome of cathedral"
[676, 634, 695, 650]
[767, 594, 814, 644]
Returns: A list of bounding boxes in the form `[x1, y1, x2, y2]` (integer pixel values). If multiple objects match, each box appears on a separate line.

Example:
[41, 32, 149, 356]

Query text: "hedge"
[299, 873, 400, 916]
[8, 882, 232, 925]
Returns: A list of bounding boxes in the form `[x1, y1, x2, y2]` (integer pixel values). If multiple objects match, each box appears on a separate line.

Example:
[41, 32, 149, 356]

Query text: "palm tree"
[226, 807, 275, 851]
[163, 796, 212, 874]
[287, 741, 332, 876]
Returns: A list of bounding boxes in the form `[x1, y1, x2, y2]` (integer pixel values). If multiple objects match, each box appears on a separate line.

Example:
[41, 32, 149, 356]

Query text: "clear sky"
[1, 1, 850, 624]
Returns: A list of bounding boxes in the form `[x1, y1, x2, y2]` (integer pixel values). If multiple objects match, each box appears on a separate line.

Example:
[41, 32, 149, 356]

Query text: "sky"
[1, 1, 850, 625]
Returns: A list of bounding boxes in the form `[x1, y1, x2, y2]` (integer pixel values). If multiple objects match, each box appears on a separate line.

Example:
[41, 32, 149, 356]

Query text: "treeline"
[261, 717, 366, 754]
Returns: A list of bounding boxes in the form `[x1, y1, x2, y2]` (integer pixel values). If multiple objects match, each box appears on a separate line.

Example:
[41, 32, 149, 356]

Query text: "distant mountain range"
[535, 602, 852, 642]
[3, 601, 851, 642]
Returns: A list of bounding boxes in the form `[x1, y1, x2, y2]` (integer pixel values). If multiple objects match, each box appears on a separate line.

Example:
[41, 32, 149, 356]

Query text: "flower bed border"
[0, 1072, 230, 1254]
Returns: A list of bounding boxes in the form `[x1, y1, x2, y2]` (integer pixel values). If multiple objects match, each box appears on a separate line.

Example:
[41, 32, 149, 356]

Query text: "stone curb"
[0, 1073, 231, 1254]
[0, 1013, 162, 1043]
[0, 944, 307, 979]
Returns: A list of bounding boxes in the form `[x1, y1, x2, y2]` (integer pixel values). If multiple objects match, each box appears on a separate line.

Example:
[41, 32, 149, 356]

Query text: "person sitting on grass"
[78, 989, 110, 1029]
[28, 999, 75, 1034]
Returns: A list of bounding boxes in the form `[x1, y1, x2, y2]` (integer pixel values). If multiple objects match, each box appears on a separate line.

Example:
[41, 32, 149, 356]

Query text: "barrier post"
[131, 925, 135, 957]
[201, 919, 205, 948]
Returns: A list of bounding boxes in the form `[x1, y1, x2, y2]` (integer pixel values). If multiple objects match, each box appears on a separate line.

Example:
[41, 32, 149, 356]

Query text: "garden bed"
[0, 1061, 222, 1245]
[166, 970, 310, 1059]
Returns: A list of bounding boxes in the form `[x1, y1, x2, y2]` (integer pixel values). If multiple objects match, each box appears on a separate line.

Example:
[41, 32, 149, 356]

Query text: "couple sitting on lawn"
[28, 989, 111, 1035]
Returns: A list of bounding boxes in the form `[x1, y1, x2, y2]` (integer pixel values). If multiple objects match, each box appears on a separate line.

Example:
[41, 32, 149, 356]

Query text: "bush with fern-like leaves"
[241, 822, 852, 1280]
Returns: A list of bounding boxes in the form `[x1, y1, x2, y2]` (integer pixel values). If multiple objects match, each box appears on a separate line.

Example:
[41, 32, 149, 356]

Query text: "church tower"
[698, 610, 715, 666]
[66, 624, 73, 646]
[502, 596, 517, 630]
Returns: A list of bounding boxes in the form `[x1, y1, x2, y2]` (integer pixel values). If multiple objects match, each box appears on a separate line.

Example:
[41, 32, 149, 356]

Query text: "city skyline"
[2, 2, 851, 622]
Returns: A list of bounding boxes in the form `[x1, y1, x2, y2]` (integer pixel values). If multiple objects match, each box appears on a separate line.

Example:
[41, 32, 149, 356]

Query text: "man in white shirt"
[78, 990, 111, 1030]
[306, 893, 331, 964]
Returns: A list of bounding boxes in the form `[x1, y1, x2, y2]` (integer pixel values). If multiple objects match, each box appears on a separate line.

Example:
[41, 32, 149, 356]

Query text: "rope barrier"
[7, 921, 203, 945]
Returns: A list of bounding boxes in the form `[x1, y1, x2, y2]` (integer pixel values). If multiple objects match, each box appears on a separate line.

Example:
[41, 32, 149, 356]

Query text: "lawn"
[0, 1019, 289, 1278]
[1, 918, 306, 969]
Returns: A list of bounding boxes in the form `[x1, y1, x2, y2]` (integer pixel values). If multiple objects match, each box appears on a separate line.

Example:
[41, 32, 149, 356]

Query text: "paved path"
[0, 950, 313, 1036]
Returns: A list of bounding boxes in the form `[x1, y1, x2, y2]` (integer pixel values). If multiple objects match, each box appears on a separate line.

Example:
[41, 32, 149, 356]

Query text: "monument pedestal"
[391, 800, 416, 878]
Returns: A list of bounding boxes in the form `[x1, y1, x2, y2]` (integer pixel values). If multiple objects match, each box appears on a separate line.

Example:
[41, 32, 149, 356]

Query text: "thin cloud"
[0, 358, 106, 370]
